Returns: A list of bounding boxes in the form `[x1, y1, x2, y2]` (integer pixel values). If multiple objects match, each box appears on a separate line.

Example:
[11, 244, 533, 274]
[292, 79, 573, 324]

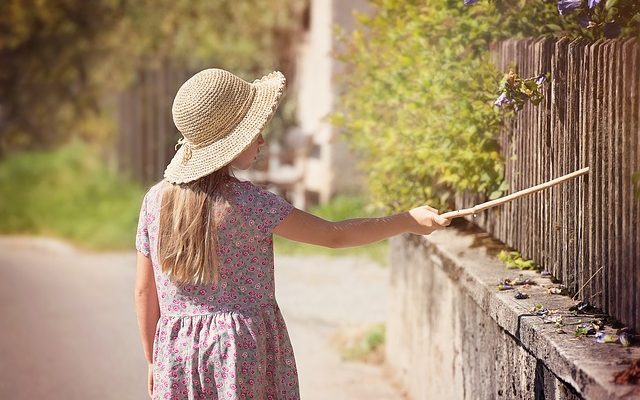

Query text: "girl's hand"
[147, 363, 154, 398]
[408, 205, 450, 235]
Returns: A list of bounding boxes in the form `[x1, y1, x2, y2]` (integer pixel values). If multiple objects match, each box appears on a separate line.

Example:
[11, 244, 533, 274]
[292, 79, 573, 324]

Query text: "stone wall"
[386, 225, 640, 399]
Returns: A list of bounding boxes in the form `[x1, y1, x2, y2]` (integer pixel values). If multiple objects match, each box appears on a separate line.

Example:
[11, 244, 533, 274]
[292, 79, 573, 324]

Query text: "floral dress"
[136, 177, 299, 400]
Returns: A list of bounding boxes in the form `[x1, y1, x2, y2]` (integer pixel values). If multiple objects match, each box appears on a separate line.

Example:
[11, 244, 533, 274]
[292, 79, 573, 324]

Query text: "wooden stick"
[440, 167, 590, 220]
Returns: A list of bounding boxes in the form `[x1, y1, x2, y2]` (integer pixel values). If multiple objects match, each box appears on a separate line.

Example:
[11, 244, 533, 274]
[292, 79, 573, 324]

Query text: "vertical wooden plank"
[609, 40, 621, 319]
[512, 38, 519, 250]
[526, 38, 534, 262]
[578, 40, 588, 300]
[601, 40, 611, 313]
[632, 40, 640, 331]
[543, 37, 550, 274]
[149, 68, 158, 182]
[567, 39, 585, 293]
[508, 39, 517, 247]
[510, 39, 519, 251]
[535, 38, 544, 272]
[500, 40, 507, 244]
[563, 38, 571, 289]
[527, 36, 534, 263]
[600, 41, 609, 313]
[549, 38, 557, 277]
[585, 40, 597, 302]
[619, 39, 630, 329]
[540, 38, 549, 275]
[144, 68, 154, 184]
[542, 37, 553, 275]
[133, 71, 142, 183]
[504, 39, 511, 245]
[595, 40, 605, 307]
[143, 69, 152, 184]
[582, 38, 592, 302]
[153, 67, 162, 182]
[521, 38, 531, 260]
[560, 37, 568, 288]
[532, 36, 538, 266]
[147, 68, 155, 183]
[154, 65, 167, 180]
[116, 92, 127, 175]
[527, 37, 534, 262]
[512, 39, 520, 253]
[561, 38, 572, 286]
[551, 38, 565, 281]
[606, 41, 615, 314]
[594, 40, 602, 305]
[137, 69, 145, 183]
[511, 39, 520, 252]
[542, 37, 551, 273]
[569, 39, 579, 294]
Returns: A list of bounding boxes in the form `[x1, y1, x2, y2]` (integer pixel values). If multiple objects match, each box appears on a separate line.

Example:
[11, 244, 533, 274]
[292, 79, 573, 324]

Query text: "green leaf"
[545, 24, 563, 32]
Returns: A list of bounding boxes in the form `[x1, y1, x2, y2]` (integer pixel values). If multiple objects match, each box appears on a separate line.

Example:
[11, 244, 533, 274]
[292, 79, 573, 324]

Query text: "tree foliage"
[0, 0, 304, 154]
[0, 0, 126, 151]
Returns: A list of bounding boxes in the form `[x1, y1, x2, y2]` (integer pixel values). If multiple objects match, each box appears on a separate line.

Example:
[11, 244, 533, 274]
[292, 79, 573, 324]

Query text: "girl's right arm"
[273, 204, 450, 248]
[134, 251, 160, 398]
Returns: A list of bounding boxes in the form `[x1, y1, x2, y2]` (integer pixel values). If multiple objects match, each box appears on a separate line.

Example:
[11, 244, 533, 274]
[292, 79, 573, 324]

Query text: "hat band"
[175, 86, 257, 164]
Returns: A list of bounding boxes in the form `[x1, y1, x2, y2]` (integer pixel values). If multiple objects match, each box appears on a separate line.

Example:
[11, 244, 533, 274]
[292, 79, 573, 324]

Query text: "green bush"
[332, 0, 638, 213]
[0, 143, 144, 250]
[0, 147, 389, 260]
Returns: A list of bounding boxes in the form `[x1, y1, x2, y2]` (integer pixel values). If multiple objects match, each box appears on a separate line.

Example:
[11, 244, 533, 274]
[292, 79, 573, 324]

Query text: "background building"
[273, 0, 370, 209]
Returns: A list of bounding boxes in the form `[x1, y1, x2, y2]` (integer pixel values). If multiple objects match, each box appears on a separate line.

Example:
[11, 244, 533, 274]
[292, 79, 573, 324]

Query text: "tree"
[0, 0, 305, 155]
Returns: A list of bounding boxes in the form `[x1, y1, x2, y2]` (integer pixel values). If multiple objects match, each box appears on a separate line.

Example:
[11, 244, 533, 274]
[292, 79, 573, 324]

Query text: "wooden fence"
[116, 67, 193, 184]
[458, 37, 640, 332]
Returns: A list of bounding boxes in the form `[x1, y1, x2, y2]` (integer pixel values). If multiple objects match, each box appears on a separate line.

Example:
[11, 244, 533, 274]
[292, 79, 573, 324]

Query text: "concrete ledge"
[386, 223, 640, 399]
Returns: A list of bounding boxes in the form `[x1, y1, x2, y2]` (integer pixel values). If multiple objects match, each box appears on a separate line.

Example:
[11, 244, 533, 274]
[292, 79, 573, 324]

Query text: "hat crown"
[172, 69, 255, 146]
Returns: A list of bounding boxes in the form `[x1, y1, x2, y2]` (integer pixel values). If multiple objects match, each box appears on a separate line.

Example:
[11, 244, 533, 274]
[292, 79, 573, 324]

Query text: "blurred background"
[0, 0, 380, 253]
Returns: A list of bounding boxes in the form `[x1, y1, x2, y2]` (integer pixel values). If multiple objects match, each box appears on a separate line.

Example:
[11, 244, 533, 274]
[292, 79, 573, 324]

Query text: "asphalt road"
[0, 237, 400, 399]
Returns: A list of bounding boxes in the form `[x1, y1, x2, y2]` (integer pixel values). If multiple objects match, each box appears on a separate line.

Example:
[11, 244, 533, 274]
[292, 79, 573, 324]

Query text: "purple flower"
[494, 93, 512, 108]
[464, 0, 480, 5]
[557, 0, 581, 16]
[588, 0, 600, 8]
[535, 74, 547, 85]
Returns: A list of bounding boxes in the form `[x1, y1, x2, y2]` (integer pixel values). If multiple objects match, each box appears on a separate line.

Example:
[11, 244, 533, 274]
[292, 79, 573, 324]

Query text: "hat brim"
[163, 71, 286, 184]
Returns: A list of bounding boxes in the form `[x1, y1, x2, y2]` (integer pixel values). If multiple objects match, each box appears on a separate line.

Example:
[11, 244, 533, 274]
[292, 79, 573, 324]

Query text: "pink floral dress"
[136, 177, 299, 400]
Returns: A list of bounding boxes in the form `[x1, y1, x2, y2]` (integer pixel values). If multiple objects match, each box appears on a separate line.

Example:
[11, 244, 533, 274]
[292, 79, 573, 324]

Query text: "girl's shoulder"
[145, 180, 166, 202]
[149, 180, 166, 195]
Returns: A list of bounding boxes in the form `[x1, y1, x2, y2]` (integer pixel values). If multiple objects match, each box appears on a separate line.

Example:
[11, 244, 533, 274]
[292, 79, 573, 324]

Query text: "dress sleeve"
[249, 183, 294, 235]
[135, 192, 151, 257]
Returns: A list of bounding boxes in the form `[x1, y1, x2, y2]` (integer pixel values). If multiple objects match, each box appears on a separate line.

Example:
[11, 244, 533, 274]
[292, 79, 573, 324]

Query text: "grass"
[0, 144, 389, 263]
[0, 142, 144, 250]
[332, 323, 386, 364]
[273, 196, 389, 266]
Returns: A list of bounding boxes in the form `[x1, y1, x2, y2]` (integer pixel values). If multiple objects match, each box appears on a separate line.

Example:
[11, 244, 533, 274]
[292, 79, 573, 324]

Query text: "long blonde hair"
[157, 166, 230, 286]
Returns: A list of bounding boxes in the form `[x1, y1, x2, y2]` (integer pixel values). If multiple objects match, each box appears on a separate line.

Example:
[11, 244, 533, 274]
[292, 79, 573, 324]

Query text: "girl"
[135, 68, 450, 400]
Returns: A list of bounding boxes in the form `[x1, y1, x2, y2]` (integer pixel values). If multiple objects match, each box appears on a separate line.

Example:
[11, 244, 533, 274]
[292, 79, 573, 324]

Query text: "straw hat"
[164, 68, 286, 184]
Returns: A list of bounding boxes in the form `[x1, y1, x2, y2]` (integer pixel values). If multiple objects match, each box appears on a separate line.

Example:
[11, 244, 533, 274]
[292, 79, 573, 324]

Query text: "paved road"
[0, 237, 400, 399]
